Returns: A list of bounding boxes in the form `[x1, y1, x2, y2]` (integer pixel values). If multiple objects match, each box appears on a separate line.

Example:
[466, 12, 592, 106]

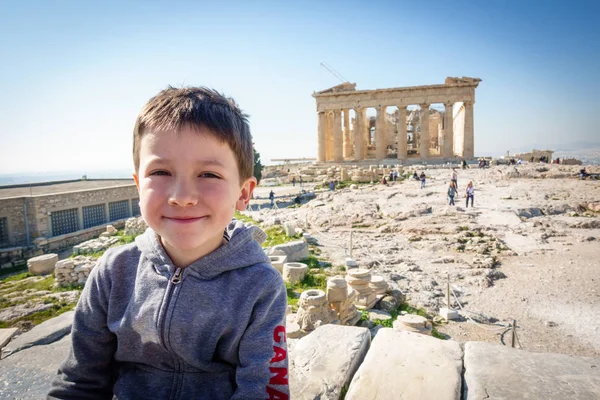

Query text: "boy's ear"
[236, 176, 257, 211]
[133, 172, 140, 192]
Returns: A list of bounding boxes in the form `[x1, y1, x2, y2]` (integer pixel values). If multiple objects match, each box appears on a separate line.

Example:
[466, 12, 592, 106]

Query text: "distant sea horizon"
[2, 144, 598, 186]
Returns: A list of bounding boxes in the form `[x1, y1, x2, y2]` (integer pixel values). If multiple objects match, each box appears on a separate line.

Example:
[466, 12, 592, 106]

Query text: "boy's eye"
[199, 172, 220, 179]
[150, 170, 170, 176]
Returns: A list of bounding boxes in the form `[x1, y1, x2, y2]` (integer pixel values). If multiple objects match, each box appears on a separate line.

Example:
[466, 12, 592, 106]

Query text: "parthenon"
[313, 77, 481, 163]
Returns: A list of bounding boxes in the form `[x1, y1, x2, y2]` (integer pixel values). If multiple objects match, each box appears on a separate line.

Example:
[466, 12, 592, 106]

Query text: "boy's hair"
[133, 86, 254, 181]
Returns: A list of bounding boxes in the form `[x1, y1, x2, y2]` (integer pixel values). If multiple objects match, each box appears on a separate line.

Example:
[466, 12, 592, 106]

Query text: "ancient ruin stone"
[346, 329, 463, 400]
[289, 325, 370, 400]
[393, 314, 432, 336]
[268, 255, 287, 273]
[124, 216, 147, 236]
[282, 262, 308, 285]
[463, 342, 600, 399]
[295, 289, 337, 332]
[27, 254, 58, 276]
[326, 276, 348, 302]
[271, 240, 309, 262]
[346, 269, 377, 310]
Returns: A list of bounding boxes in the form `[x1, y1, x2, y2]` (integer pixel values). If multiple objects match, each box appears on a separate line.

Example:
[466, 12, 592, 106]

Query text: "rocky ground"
[245, 163, 600, 358]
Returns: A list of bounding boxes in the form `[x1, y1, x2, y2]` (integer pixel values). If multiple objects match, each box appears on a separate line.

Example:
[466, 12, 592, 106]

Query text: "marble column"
[376, 106, 387, 159]
[463, 101, 474, 159]
[397, 106, 407, 160]
[353, 107, 364, 161]
[317, 111, 326, 162]
[343, 109, 352, 158]
[420, 104, 430, 159]
[326, 112, 334, 161]
[333, 110, 343, 162]
[443, 102, 454, 158]
[362, 108, 368, 157]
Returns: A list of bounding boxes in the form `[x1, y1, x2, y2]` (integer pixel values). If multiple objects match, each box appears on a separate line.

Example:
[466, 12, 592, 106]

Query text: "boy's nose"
[168, 180, 198, 207]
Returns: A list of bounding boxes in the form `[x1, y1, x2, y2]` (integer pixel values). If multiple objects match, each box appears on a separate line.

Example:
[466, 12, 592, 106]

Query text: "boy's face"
[133, 126, 256, 266]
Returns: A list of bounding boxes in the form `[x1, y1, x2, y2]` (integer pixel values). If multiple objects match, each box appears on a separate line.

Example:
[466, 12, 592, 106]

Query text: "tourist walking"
[292, 177, 296, 187]
[465, 181, 475, 207]
[329, 180, 335, 191]
[389, 171, 394, 183]
[393, 170, 399, 181]
[419, 172, 426, 189]
[269, 190, 275, 207]
[451, 168, 458, 190]
[447, 181, 458, 206]
[299, 176, 303, 187]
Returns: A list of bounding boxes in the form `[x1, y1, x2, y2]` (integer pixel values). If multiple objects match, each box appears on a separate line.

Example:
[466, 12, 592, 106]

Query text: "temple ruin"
[313, 77, 481, 163]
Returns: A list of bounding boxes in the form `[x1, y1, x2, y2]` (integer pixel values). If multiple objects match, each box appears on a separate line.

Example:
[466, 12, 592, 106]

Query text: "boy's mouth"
[164, 216, 205, 223]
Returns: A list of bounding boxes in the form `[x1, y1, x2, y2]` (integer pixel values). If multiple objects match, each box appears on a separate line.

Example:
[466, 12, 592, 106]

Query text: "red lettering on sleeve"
[269, 367, 288, 385]
[273, 325, 286, 344]
[270, 345, 287, 364]
[266, 386, 289, 400]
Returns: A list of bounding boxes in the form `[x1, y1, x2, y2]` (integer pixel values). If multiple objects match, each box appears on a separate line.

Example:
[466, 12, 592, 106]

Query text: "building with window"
[0, 179, 139, 255]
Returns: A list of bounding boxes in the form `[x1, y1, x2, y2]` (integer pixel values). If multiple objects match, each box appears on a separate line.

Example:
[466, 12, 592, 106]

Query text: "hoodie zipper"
[160, 267, 184, 399]
[161, 267, 183, 348]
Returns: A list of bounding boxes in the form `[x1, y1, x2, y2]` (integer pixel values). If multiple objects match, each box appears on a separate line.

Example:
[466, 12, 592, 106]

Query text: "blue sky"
[1, 0, 598, 174]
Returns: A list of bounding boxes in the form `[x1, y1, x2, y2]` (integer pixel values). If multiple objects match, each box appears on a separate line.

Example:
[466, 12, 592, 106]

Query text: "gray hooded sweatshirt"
[48, 220, 289, 400]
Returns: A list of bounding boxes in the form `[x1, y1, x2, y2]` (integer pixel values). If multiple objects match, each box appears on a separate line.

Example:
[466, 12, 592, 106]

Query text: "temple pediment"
[315, 82, 357, 95]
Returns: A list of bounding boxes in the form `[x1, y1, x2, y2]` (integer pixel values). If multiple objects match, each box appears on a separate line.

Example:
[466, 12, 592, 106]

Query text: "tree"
[253, 144, 263, 185]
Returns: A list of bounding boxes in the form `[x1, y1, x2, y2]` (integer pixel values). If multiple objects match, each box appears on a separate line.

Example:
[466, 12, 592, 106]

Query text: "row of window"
[50, 198, 140, 237]
[0, 217, 8, 247]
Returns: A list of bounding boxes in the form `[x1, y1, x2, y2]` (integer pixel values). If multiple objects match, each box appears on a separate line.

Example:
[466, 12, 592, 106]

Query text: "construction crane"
[320, 62, 349, 84]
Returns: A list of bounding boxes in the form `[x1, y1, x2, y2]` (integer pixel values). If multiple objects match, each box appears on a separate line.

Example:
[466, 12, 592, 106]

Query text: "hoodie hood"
[135, 219, 271, 280]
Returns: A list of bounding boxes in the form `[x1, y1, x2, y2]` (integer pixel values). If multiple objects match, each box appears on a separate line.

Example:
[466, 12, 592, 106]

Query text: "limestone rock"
[282, 262, 308, 285]
[377, 295, 398, 313]
[268, 254, 287, 273]
[0, 303, 55, 322]
[124, 216, 147, 236]
[289, 325, 371, 400]
[27, 254, 58, 276]
[517, 207, 544, 219]
[0, 328, 19, 349]
[346, 329, 462, 400]
[0, 334, 71, 399]
[271, 240, 309, 262]
[2, 311, 74, 359]
[393, 314, 432, 336]
[295, 289, 336, 332]
[463, 341, 600, 399]
[367, 309, 392, 322]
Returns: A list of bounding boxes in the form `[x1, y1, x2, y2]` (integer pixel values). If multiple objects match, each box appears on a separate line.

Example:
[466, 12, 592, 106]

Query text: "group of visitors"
[382, 170, 400, 185]
[408, 171, 427, 188]
[291, 176, 303, 187]
[447, 167, 475, 208]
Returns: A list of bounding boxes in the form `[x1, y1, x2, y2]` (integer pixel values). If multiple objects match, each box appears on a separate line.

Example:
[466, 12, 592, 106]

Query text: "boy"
[48, 87, 289, 399]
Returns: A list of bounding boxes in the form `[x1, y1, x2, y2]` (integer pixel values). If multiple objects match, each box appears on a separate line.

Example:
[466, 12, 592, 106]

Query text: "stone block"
[463, 341, 600, 399]
[2, 311, 74, 359]
[271, 240, 309, 262]
[0, 334, 71, 399]
[346, 329, 463, 400]
[289, 325, 370, 400]
[268, 255, 287, 273]
[284, 221, 296, 237]
[439, 307, 459, 321]
[345, 257, 358, 268]
[27, 253, 58, 276]
[393, 314, 432, 336]
[0, 328, 18, 349]
[282, 262, 308, 285]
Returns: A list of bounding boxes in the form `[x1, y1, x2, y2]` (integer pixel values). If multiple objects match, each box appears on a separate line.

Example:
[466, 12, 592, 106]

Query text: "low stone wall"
[54, 256, 97, 286]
